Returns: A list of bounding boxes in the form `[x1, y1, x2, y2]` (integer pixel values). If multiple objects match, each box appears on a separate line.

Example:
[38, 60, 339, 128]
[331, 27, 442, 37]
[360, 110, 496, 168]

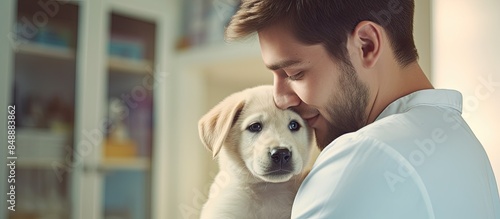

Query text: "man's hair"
[226, 0, 418, 66]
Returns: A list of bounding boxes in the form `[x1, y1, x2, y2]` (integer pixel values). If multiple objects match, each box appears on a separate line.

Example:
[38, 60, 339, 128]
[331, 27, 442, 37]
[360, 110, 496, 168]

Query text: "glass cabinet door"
[10, 1, 79, 218]
[102, 12, 156, 219]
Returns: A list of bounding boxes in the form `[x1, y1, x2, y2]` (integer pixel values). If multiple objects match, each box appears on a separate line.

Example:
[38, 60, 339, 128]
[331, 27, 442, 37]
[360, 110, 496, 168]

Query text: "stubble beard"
[316, 61, 370, 150]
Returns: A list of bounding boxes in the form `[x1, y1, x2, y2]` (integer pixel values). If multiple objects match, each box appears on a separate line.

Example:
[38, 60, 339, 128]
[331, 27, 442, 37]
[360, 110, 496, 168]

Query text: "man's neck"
[367, 62, 434, 124]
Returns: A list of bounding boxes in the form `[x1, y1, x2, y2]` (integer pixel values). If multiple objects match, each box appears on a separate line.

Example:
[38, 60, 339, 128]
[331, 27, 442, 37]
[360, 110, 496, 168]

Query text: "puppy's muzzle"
[267, 148, 293, 174]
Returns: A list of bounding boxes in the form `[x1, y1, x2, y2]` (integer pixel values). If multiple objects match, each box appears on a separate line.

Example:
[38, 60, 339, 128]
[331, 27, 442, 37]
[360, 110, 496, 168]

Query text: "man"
[225, 0, 500, 218]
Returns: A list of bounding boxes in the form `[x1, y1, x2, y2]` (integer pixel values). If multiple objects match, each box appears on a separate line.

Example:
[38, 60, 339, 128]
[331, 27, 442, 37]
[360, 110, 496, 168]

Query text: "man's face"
[258, 24, 370, 149]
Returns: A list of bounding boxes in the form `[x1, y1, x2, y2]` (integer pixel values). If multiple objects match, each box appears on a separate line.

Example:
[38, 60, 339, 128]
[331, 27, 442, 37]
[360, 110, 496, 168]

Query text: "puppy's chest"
[246, 184, 297, 218]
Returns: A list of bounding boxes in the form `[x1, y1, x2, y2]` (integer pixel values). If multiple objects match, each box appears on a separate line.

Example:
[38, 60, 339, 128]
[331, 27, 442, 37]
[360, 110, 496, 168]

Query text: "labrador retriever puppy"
[198, 85, 314, 219]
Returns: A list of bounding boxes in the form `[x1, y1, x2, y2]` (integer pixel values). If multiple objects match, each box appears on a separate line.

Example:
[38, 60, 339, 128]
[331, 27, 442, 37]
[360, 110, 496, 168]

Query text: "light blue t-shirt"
[292, 89, 500, 219]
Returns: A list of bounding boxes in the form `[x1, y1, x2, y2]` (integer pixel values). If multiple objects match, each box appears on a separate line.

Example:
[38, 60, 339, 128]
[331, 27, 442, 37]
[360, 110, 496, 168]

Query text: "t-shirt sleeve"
[291, 134, 435, 219]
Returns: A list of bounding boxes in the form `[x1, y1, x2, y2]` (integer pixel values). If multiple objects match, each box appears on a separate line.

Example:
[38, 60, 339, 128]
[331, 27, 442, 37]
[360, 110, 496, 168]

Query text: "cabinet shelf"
[15, 128, 69, 170]
[175, 39, 271, 86]
[16, 156, 151, 171]
[175, 39, 261, 67]
[15, 42, 75, 60]
[17, 159, 65, 169]
[108, 56, 153, 74]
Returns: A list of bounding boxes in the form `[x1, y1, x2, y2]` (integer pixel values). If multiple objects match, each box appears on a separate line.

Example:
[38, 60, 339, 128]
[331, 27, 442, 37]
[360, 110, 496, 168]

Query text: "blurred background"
[0, 0, 498, 219]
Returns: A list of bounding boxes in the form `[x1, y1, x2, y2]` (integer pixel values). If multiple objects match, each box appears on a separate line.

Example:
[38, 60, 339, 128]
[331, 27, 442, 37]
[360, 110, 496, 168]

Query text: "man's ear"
[351, 21, 382, 68]
[198, 93, 246, 158]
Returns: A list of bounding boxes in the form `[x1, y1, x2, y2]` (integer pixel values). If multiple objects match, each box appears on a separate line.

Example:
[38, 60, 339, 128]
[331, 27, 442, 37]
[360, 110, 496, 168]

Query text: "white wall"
[432, 0, 500, 194]
[172, 54, 271, 218]
[414, 0, 431, 78]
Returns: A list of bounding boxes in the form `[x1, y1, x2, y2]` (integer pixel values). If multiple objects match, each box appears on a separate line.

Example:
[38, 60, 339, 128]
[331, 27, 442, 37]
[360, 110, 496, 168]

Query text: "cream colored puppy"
[198, 85, 314, 219]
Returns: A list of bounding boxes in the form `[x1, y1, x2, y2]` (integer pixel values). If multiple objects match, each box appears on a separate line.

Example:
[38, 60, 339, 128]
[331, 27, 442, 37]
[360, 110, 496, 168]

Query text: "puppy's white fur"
[198, 85, 314, 219]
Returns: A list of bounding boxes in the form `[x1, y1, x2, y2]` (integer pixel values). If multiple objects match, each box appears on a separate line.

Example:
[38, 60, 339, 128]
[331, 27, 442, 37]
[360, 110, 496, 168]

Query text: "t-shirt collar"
[375, 89, 463, 122]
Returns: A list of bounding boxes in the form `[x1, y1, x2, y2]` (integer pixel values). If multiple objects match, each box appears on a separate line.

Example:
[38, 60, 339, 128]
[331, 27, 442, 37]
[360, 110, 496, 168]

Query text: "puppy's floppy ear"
[198, 93, 246, 158]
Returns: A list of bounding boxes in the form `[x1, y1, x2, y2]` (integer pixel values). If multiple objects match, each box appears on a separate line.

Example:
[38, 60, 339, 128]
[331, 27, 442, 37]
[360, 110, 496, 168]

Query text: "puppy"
[198, 85, 314, 219]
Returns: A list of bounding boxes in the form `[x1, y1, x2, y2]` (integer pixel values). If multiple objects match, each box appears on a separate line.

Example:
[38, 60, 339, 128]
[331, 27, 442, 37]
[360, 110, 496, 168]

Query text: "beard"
[315, 60, 370, 150]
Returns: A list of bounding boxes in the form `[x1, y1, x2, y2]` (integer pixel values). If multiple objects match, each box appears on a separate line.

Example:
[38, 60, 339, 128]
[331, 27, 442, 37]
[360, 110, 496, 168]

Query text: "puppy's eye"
[288, 120, 301, 131]
[247, 122, 262, 133]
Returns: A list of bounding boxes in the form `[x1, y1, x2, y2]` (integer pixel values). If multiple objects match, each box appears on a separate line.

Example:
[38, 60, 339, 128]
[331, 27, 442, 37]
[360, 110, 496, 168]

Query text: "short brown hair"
[226, 0, 418, 66]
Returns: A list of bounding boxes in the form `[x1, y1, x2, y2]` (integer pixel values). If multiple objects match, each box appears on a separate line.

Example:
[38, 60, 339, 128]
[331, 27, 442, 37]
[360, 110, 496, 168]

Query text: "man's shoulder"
[294, 131, 433, 218]
[319, 102, 476, 173]
[294, 95, 500, 218]
[349, 102, 462, 149]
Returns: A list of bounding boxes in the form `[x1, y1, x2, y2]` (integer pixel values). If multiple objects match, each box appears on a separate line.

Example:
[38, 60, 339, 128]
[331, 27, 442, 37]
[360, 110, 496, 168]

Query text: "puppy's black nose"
[270, 148, 292, 164]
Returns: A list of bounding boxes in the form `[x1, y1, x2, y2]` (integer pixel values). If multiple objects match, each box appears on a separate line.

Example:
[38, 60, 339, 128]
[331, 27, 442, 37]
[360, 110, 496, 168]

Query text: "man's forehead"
[258, 33, 306, 70]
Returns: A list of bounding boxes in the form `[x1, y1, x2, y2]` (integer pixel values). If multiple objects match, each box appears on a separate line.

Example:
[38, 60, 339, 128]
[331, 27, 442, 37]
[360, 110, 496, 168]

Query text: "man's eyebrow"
[266, 60, 302, 71]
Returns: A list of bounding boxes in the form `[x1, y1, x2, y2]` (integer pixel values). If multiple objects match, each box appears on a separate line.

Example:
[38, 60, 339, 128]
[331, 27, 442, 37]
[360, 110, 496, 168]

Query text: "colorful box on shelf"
[36, 26, 71, 48]
[108, 37, 145, 60]
[16, 22, 72, 49]
[103, 137, 137, 158]
[176, 0, 240, 50]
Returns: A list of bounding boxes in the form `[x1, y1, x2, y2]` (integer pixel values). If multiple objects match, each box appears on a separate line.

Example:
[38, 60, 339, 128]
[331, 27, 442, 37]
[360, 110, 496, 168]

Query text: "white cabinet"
[0, 0, 174, 218]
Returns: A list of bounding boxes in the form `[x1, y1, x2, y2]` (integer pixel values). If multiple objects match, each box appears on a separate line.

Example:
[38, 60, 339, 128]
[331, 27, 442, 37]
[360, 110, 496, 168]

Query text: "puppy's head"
[199, 85, 313, 183]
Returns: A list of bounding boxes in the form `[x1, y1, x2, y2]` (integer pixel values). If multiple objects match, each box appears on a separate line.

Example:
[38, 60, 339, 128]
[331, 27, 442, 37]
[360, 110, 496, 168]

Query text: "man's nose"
[273, 76, 301, 109]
